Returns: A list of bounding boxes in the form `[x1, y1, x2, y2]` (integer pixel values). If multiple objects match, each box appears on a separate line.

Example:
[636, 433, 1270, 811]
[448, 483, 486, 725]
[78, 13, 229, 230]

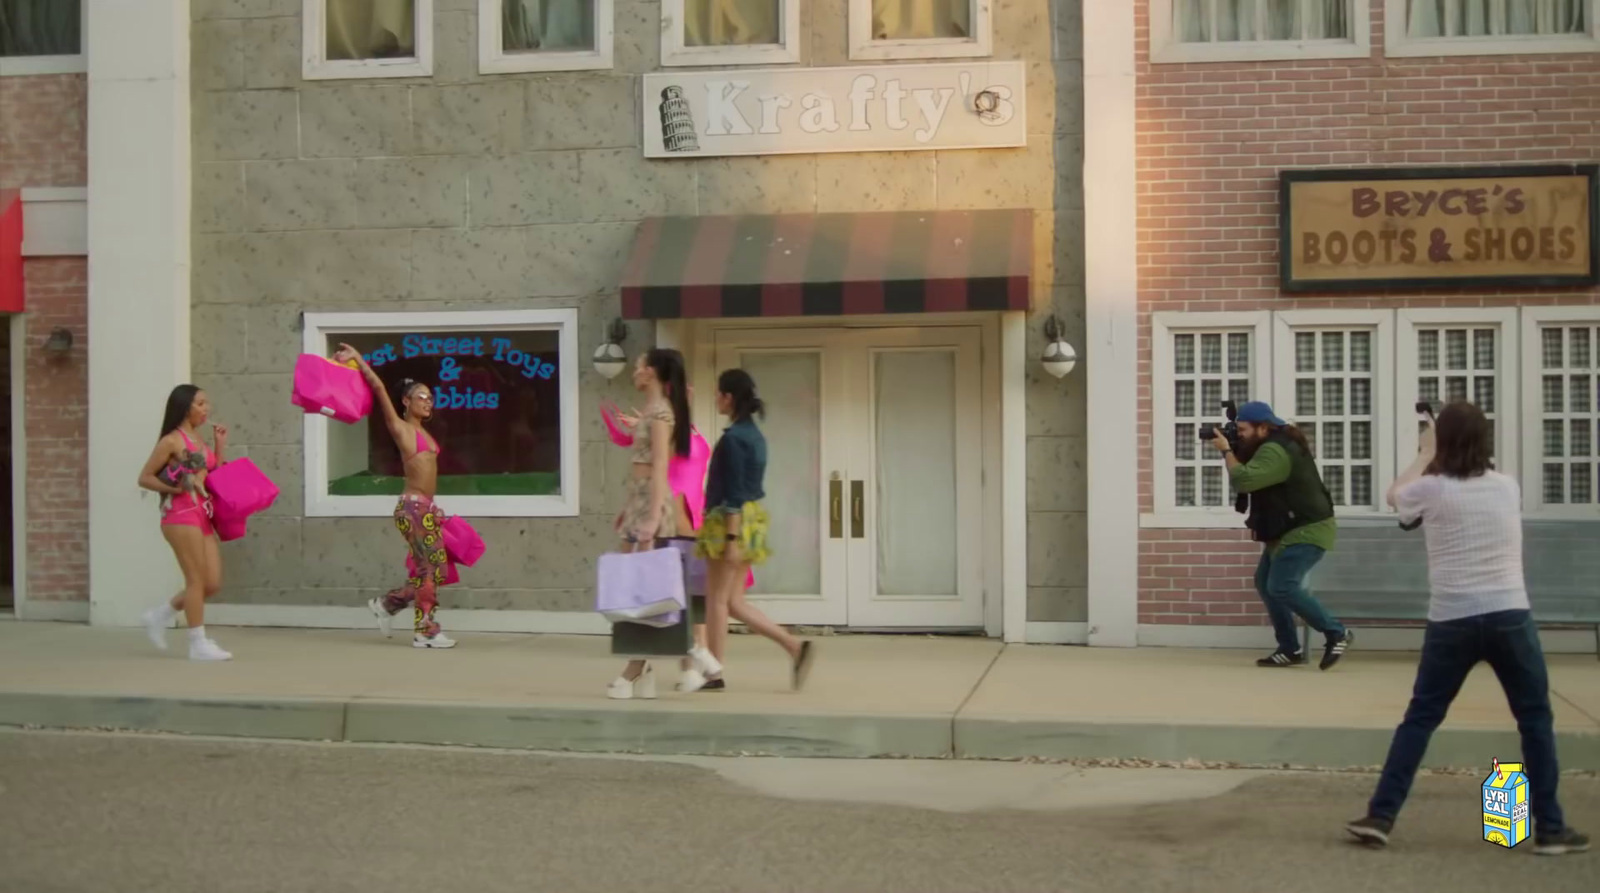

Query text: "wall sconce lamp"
[593, 317, 629, 379]
[1040, 315, 1077, 380]
[42, 327, 73, 359]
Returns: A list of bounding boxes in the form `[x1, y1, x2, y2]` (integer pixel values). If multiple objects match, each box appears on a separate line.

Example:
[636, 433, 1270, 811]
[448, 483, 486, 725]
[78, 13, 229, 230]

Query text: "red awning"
[0, 190, 23, 313]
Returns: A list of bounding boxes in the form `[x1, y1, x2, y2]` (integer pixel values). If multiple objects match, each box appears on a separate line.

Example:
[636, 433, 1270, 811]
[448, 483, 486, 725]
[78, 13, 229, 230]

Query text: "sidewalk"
[2, 622, 1597, 769]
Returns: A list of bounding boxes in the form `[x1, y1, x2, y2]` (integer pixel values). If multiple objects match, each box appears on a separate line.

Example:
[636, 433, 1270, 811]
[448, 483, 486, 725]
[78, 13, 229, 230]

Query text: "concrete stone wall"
[190, 0, 1087, 623]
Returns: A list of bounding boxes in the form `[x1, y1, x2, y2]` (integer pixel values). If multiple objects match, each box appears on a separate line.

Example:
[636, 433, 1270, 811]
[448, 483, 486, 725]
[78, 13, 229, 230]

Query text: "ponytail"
[717, 368, 765, 422]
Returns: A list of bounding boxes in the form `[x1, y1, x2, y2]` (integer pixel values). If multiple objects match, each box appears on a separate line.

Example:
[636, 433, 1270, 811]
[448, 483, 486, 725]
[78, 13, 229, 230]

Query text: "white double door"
[709, 325, 984, 629]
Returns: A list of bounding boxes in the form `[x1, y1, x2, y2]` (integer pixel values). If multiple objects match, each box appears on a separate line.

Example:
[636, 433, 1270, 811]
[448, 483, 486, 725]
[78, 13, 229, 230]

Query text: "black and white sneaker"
[1321, 629, 1354, 670]
[1534, 828, 1590, 855]
[1256, 649, 1307, 667]
[1346, 815, 1392, 847]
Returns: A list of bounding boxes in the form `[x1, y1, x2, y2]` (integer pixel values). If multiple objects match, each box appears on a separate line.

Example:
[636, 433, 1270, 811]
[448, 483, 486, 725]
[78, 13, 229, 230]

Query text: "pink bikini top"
[602, 403, 710, 529]
[178, 430, 218, 471]
[413, 428, 438, 457]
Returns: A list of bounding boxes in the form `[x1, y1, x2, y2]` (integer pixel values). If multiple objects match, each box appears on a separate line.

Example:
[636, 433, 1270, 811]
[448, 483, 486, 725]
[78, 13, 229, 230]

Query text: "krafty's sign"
[1280, 165, 1599, 291]
[361, 333, 555, 411]
[642, 61, 1026, 159]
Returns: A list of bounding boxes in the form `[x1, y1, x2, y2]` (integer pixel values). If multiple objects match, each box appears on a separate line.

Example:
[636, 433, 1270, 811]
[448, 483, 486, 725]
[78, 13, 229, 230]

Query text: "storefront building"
[1130, 1, 1600, 650]
[39, 0, 1102, 644]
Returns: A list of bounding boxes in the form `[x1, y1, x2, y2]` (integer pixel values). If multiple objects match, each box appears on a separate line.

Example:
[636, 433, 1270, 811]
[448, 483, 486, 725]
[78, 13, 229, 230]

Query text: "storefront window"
[302, 310, 579, 518]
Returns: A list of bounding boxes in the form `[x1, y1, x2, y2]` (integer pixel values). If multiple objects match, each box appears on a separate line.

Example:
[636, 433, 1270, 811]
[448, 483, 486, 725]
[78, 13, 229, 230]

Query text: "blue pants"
[1253, 543, 1345, 654]
[1367, 609, 1566, 833]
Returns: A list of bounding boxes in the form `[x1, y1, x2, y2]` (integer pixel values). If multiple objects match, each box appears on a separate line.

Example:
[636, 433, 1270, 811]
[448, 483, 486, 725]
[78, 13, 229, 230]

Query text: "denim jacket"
[704, 417, 766, 511]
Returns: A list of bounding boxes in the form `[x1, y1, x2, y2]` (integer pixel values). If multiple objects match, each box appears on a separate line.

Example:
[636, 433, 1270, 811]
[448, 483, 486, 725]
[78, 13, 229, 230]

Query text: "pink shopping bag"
[291, 354, 372, 424]
[214, 513, 247, 543]
[407, 552, 461, 586]
[441, 515, 485, 567]
[206, 458, 279, 520]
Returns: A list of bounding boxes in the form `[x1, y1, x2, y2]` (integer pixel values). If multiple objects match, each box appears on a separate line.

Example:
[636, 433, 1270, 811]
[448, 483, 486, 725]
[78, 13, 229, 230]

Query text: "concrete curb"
[4, 691, 1599, 769]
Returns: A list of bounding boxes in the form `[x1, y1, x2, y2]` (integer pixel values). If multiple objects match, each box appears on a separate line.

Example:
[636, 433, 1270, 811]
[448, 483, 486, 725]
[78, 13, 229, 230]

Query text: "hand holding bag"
[441, 515, 485, 567]
[595, 546, 686, 628]
[291, 354, 373, 424]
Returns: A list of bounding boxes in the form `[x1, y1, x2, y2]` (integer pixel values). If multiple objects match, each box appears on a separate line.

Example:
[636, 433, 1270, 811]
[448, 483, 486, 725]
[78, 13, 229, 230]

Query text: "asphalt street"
[0, 729, 1594, 893]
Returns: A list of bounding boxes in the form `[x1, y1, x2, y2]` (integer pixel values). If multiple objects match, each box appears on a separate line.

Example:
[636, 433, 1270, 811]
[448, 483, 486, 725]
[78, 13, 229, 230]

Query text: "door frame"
[661, 311, 1024, 641]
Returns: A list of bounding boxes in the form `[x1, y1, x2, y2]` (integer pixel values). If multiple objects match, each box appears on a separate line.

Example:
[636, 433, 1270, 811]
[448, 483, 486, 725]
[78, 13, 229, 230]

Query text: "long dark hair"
[1279, 424, 1314, 459]
[645, 348, 691, 457]
[718, 368, 765, 422]
[1426, 401, 1494, 479]
[160, 384, 200, 438]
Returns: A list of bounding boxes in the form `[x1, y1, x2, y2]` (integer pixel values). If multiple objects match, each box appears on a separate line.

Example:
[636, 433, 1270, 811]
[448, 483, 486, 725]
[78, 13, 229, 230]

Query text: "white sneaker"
[688, 645, 723, 677]
[141, 607, 172, 652]
[188, 638, 232, 662]
[413, 632, 456, 649]
[677, 668, 708, 693]
[607, 665, 656, 700]
[367, 597, 394, 638]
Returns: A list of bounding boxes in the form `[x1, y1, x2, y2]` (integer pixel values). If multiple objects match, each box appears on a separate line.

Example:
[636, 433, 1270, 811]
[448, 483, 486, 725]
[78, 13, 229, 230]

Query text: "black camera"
[1415, 399, 1438, 419]
[1197, 400, 1240, 452]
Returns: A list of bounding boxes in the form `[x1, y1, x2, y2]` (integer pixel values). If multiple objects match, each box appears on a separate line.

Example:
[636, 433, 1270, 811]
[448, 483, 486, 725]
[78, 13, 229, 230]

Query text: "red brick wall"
[1134, 1, 1600, 627]
[2, 73, 89, 606]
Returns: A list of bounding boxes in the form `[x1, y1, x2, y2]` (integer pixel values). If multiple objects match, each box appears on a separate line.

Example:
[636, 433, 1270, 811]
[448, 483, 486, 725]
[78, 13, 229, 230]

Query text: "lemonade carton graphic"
[1481, 759, 1530, 848]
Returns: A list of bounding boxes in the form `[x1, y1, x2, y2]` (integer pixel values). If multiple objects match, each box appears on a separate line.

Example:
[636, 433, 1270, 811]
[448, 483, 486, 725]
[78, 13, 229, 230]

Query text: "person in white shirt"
[1344, 402, 1587, 855]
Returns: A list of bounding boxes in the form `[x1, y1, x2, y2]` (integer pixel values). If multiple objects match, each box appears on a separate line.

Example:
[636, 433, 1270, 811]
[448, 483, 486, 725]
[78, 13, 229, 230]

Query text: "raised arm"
[1387, 420, 1436, 510]
[137, 432, 185, 496]
[334, 344, 408, 448]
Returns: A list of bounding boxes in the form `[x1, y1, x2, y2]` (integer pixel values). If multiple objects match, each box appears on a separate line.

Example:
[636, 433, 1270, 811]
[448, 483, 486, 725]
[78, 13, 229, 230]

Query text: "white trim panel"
[477, 0, 615, 73]
[303, 0, 435, 80]
[19, 188, 88, 257]
[1519, 304, 1600, 521]
[205, 604, 609, 634]
[14, 600, 90, 623]
[9, 315, 27, 618]
[1000, 311, 1026, 642]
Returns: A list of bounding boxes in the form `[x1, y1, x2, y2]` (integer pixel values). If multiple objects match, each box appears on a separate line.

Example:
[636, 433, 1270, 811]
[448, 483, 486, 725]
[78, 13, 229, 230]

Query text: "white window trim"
[0, 0, 85, 76]
[300, 310, 580, 519]
[478, 0, 614, 73]
[1148, 0, 1371, 64]
[1384, 0, 1600, 58]
[303, 0, 435, 81]
[1272, 309, 1397, 518]
[660, 0, 801, 66]
[1148, 311, 1273, 527]
[1519, 305, 1600, 520]
[1396, 308, 1521, 487]
[846, 0, 993, 60]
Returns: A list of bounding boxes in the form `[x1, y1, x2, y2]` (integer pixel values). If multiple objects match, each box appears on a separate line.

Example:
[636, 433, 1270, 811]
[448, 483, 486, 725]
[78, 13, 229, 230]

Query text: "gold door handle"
[829, 474, 842, 539]
[850, 480, 864, 539]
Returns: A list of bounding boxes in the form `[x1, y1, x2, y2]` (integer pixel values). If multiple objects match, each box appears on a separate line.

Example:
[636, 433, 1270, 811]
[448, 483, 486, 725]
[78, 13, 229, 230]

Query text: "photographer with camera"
[1207, 401, 1353, 670]
[1344, 402, 1588, 853]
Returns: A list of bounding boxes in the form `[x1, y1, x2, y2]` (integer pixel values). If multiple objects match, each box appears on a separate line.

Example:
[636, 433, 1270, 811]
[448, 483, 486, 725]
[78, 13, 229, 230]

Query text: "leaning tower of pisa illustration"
[659, 87, 699, 153]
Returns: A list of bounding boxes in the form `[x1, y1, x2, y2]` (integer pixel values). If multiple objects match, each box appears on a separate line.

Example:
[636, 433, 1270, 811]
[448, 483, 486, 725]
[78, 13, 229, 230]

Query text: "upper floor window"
[479, 0, 613, 72]
[1386, 0, 1599, 56]
[848, 0, 994, 60]
[0, 0, 84, 76]
[1150, 0, 1371, 63]
[661, 0, 800, 66]
[304, 0, 434, 80]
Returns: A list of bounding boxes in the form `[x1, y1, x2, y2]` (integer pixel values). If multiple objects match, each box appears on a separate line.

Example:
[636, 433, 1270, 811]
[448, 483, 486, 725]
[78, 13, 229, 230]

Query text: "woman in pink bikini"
[137, 384, 232, 661]
[335, 344, 455, 649]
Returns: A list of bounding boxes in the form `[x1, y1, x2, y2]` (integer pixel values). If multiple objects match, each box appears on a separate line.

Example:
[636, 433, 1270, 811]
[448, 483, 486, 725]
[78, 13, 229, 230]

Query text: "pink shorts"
[161, 497, 214, 537]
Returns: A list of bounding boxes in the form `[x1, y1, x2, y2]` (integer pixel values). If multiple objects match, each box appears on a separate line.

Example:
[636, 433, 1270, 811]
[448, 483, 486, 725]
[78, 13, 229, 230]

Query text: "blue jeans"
[1367, 609, 1566, 832]
[1253, 544, 1345, 653]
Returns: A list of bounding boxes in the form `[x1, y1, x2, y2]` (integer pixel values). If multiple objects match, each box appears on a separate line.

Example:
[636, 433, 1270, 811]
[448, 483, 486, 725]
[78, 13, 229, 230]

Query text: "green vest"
[1245, 432, 1334, 543]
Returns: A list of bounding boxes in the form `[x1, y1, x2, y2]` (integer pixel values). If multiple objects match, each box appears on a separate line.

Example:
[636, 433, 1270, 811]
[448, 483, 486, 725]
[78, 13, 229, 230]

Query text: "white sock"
[150, 603, 177, 621]
[188, 626, 207, 645]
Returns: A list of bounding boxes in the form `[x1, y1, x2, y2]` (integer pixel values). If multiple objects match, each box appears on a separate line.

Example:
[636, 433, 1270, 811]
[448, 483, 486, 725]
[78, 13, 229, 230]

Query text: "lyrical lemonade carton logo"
[1481, 759, 1530, 849]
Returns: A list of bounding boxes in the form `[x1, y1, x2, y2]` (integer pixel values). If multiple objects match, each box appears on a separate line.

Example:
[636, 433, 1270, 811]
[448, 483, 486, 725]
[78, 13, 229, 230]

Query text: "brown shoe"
[791, 641, 815, 691]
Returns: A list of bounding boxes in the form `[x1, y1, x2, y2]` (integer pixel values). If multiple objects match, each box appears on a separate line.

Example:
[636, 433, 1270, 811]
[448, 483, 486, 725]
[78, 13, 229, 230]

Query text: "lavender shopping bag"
[595, 547, 686, 628]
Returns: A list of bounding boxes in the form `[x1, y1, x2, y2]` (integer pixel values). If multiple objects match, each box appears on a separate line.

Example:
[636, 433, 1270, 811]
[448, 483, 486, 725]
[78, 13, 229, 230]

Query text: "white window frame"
[0, 0, 85, 76]
[478, 0, 614, 72]
[660, 0, 801, 66]
[1385, 0, 1600, 58]
[1146, 311, 1273, 528]
[1520, 305, 1600, 520]
[1272, 309, 1396, 517]
[1396, 308, 1521, 483]
[1148, 0, 1371, 64]
[300, 310, 580, 519]
[847, 0, 993, 60]
[303, 0, 435, 81]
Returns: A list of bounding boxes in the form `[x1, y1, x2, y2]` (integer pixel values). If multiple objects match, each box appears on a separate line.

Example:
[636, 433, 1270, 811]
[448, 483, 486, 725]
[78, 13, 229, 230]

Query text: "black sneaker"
[1321, 629, 1354, 670]
[1346, 815, 1392, 847]
[1257, 649, 1307, 667]
[1534, 828, 1590, 855]
[700, 677, 725, 692]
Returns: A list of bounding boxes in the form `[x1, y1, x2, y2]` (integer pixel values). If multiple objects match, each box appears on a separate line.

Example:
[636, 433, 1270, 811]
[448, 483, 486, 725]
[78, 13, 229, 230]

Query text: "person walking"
[137, 385, 233, 661]
[696, 369, 814, 691]
[1345, 402, 1588, 854]
[336, 344, 456, 649]
[1210, 400, 1353, 669]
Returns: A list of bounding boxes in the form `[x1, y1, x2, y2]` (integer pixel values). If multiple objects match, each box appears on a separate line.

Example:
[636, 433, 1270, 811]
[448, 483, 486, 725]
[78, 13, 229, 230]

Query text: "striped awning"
[620, 209, 1032, 319]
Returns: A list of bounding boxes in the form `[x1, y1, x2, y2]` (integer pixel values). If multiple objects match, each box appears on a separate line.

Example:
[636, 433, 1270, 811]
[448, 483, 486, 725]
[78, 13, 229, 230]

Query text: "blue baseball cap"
[1236, 401, 1286, 426]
